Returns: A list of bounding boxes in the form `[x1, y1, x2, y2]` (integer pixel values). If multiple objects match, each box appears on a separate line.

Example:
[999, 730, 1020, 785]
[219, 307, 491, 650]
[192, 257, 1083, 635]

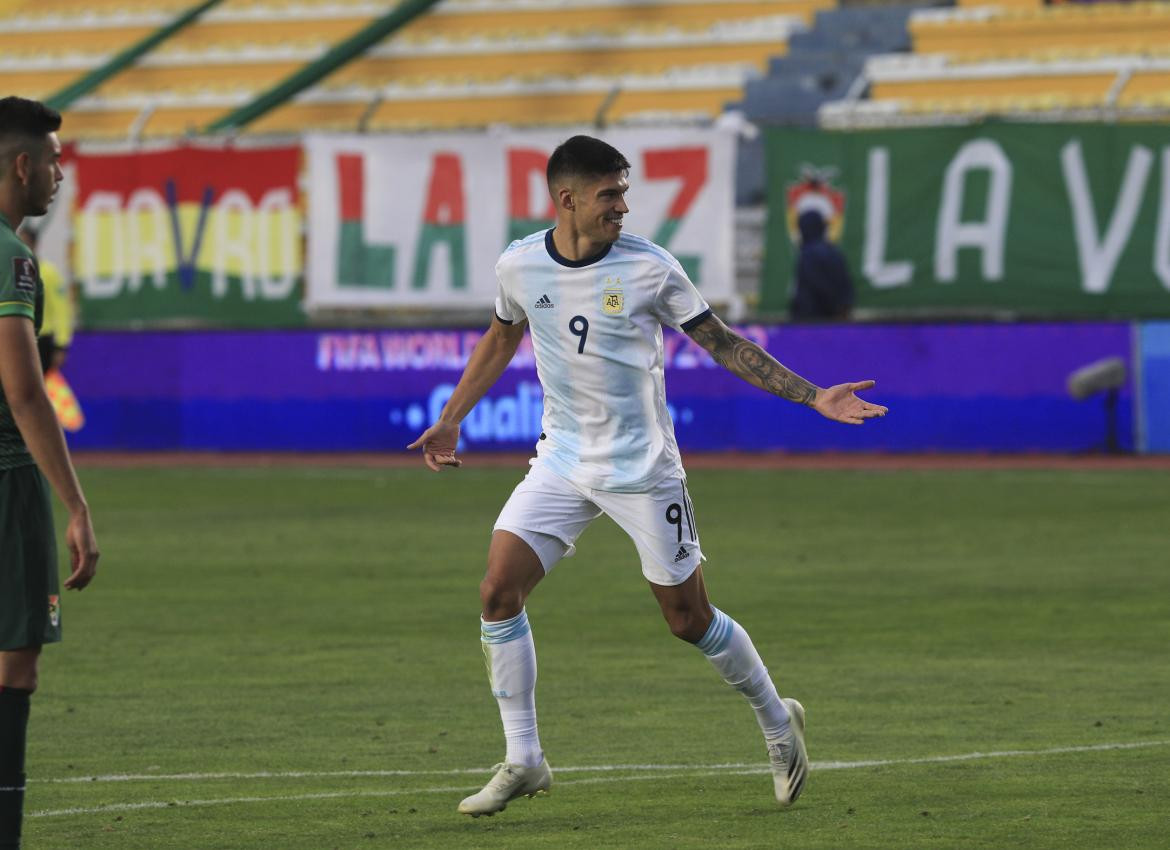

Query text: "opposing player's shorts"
[0, 464, 61, 650]
[494, 462, 704, 586]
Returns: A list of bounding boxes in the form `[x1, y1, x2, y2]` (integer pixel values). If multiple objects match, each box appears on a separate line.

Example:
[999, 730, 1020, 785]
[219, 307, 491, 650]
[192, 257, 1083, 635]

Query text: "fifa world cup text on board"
[315, 327, 766, 374]
[317, 331, 537, 371]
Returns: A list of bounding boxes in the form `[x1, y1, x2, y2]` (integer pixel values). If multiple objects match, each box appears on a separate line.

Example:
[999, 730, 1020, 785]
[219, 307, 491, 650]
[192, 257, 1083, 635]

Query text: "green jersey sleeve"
[0, 240, 39, 321]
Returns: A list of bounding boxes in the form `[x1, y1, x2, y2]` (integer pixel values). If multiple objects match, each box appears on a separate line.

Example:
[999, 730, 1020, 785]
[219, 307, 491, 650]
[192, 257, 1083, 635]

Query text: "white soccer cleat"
[768, 698, 808, 807]
[457, 758, 552, 817]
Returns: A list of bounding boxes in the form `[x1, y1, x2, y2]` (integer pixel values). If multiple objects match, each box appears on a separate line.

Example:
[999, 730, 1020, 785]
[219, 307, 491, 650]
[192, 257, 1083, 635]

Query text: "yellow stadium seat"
[11, 0, 804, 137]
[913, 1, 1170, 60]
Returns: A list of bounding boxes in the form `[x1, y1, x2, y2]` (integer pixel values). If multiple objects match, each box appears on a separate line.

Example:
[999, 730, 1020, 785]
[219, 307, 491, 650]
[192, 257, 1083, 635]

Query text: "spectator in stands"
[17, 226, 72, 375]
[789, 209, 854, 322]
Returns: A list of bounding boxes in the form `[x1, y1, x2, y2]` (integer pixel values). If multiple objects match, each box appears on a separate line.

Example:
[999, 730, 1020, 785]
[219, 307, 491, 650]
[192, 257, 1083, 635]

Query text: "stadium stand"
[911, 1, 1170, 61]
[0, 0, 830, 139]
[826, 0, 1170, 120]
[0, 1, 186, 58]
[730, 1, 926, 202]
[740, 3, 920, 126]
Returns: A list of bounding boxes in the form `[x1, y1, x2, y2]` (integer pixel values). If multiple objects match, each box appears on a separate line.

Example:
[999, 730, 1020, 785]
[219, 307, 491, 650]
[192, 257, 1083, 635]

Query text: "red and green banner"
[506, 147, 557, 246]
[306, 129, 735, 311]
[73, 144, 304, 326]
[413, 151, 468, 291]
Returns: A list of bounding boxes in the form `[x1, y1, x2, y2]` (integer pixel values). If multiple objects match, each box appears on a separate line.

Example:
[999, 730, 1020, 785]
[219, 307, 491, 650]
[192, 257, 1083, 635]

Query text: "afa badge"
[48, 594, 60, 628]
[602, 276, 623, 315]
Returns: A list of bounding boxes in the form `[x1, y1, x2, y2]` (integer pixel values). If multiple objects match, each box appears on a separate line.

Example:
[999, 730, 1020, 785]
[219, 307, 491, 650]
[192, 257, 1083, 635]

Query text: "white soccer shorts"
[493, 462, 705, 586]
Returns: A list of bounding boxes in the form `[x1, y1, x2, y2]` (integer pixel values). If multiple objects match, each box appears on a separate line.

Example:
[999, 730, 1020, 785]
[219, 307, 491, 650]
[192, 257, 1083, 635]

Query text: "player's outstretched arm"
[408, 317, 527, 470]
[684, 314, 887, 425]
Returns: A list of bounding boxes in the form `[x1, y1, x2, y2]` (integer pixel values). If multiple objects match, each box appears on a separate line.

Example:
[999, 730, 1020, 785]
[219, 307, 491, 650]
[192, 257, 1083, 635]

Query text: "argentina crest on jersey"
[602, 275, 623, 315]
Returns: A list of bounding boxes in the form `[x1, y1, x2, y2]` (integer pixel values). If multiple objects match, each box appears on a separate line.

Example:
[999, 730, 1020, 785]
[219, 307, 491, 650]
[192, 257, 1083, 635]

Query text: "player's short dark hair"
[0, 96, 62, 168]
[0, 96, 62, 140]
[547, 135, 630, 189]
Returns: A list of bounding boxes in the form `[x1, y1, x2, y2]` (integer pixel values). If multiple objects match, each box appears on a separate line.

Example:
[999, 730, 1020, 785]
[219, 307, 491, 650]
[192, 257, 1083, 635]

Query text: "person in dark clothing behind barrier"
[789, 209, 854, 322]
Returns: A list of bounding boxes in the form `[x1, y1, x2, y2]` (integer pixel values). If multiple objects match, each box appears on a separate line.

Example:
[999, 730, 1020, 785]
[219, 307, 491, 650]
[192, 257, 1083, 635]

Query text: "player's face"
[22, 132, 64, 217]
[576, 171, 629, 245]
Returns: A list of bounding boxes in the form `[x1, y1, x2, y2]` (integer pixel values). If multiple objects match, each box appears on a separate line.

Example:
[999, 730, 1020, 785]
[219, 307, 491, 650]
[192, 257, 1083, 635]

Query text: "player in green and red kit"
[0, 96, 100, 850]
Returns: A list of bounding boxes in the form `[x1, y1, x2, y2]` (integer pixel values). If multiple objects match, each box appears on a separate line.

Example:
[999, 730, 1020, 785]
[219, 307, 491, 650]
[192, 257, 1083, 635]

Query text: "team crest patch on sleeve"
[48, 595, 60, 627]
[602, 276, 624, 314]
[12, 257, 38, 294]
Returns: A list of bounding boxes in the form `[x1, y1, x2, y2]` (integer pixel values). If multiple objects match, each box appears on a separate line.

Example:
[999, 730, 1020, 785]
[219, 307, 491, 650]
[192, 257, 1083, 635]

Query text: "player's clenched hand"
[812, 380, 888, 426]
[63, 507, 99, 590]
[408, 420, 463, 471]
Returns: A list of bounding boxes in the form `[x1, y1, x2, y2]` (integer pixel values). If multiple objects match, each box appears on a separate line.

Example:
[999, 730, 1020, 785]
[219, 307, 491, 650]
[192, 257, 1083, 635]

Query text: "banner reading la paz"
[761, 123, 1170, 317]
[73, 145, 304, 326]
[305, 128, 735, 310]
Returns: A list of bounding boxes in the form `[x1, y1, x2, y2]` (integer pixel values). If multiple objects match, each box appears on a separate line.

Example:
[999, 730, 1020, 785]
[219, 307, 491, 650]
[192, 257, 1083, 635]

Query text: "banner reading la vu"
[763, 123, 1170, 317]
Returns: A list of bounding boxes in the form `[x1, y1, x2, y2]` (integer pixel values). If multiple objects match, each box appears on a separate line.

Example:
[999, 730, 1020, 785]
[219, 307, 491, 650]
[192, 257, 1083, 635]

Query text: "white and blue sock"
[697, 607, 790, 742]
[481, 609, 544, 768]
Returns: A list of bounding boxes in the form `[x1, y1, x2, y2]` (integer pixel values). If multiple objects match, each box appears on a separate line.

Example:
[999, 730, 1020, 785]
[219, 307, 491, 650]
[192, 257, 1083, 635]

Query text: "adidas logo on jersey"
[673, 546, 689, 563]
[534, 294, 555, 309]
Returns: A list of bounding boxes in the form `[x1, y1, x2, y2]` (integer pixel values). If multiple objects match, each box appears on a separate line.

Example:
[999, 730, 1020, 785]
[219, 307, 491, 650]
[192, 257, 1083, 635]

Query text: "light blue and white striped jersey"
[495, 229, 711, 493]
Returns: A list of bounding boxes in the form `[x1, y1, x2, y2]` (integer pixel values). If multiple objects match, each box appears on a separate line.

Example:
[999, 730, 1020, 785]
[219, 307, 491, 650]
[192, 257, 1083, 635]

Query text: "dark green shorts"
[0, 464, 61, 650]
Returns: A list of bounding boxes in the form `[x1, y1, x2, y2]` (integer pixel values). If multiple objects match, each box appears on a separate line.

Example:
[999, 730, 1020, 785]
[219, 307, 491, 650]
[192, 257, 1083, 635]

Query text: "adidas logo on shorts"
[673, 546, 689, 563]
[534, 294, 555, 309]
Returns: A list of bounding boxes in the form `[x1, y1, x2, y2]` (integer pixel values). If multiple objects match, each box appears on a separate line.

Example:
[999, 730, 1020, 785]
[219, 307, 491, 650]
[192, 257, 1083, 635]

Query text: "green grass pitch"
[23, 461, 1170, 849]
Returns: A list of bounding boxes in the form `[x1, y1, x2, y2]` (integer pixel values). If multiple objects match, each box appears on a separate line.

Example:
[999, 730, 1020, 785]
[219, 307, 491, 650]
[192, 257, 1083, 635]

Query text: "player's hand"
[408, 420, 463, 471]
[812, 380, 888, 425]
[63, 507, 99, 590]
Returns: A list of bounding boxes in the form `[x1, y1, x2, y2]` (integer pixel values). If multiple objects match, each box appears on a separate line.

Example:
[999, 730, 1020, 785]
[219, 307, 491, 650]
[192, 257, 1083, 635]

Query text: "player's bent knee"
[663, 609, 710, 643]
[479, 576, 525, 621]
[0, 674, 38, 692]
[0, 650, 41, 692]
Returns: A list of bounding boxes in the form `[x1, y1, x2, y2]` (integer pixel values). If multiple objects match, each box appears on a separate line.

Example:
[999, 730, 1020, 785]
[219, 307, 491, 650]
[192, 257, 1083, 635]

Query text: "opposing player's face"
[577, 172, 629, 245]
[23, 132, 64, 217]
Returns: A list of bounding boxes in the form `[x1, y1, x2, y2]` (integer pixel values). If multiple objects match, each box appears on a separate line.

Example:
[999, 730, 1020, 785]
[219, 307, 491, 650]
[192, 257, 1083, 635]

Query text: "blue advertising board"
[1138, 322, 1170, 453]
[64, 322, 1137, 454]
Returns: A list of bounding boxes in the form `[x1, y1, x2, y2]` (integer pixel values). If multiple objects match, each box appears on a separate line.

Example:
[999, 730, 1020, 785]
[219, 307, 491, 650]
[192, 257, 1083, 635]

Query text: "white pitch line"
[32, 739, 1170, 786]
[29, 771, 746, 819]
[35, 763, 768, 785]
[27, 740, 1170, 819]
[812, 739, 1170, 770]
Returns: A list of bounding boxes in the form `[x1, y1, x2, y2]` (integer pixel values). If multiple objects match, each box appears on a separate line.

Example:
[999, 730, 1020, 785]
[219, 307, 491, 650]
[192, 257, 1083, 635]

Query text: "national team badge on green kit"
[602, 275, 623, 315]
[48, 594, 60, 627]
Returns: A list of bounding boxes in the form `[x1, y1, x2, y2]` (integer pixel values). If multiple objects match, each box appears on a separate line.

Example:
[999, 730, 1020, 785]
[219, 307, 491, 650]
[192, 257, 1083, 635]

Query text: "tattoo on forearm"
[689, 319, 818, 405]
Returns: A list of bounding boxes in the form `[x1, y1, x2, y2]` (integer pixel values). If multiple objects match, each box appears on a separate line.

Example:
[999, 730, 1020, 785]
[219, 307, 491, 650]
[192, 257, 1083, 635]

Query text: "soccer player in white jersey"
[409, 135, 887, 817]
